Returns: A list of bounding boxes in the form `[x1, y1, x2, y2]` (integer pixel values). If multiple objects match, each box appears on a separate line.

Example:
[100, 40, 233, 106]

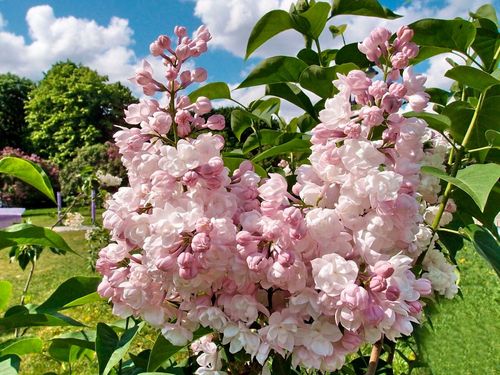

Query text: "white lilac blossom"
[96, 24, 458, 372]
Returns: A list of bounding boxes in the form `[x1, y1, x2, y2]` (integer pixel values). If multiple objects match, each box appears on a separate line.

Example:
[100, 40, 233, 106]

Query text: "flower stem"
[366, 338, 383, 375]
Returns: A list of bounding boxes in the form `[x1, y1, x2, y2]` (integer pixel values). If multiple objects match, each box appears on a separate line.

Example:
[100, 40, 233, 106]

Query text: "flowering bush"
[0, 147, 59, 208]
[0, 2, 498, 374]
[95, 19, 462, 374]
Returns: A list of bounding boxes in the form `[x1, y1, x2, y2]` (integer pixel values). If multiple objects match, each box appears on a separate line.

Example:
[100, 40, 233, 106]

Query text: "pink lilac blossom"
[97, 24, 457, 373]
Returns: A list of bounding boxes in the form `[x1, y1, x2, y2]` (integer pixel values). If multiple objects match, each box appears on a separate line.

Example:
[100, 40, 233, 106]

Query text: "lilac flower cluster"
[97, 25, 458, 372]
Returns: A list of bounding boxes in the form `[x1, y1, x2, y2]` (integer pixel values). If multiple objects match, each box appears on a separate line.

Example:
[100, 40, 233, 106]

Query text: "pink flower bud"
[359, 106, 384, 127]
[206, 114, 225, 130]
[150, 41, 164, 57]
[396, 26, 414, 45]
[157, 35, 171, 50]
[195, 25, 211, 41]
[391, 52, 409, 69]
[176, 44, 190, 61]
[341, 284, 369, 309]
[371, 27, 391, 45]
[192, 232, 211, 252]
[401, 43, 419, 59]
[182, 170, 199, 187]
[373, 261, 394, 278]
[386, 285, 400, 301]
[369, 275, 387, 293]
[363, 303, 384, 325]
[408, 300, 422, 315]
[277, 249, 295, 267]
[174, 26, 187, 38]
[388, 83, 407, 98]
[341, 331, 363, 352]
[180, 70, 192, 86]
[156, 255, 177, 271]
[381, 94, 401, 113]
[191, 68, 208, 83]
[195, 96, 212, 115]
[414, 278, 432, 295]
[368, 80, 387, 100]
[177, 121, 191, 137]
[165, 65, 178, 81]
[247, 253, 270, 271]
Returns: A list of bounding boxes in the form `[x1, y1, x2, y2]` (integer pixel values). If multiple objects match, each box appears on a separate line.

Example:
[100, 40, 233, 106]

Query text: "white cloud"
[0, 5, 139, 84]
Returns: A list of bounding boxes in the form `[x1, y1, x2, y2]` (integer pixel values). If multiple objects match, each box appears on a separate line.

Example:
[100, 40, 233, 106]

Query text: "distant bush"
[59, 142, 126, 205]
[0, 147, 59, 208]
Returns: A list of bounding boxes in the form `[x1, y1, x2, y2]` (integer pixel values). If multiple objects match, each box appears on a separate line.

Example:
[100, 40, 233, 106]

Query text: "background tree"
[0, 73, 34, 150]
[25, 61, 136, 164]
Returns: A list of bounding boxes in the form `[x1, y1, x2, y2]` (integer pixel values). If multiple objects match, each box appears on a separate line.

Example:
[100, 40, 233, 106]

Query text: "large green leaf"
[0, 337, 43, 357]
[335, 43, 372, 68]
[252, 138, 311, 163]
[0, 355, 20, 375]
[410, 18, 476, 53]
[462, 224, 500, 276]
[96, 321, 145, 375]
[0, 281, 12, 311]
[242, 130, 284, 154]
[0, 157, 55, 203]
[266, 83, 317, 118]
[245, 10, 294, 59]
[0, 224, 74, 254]
[411, 46, 451, 65]
[296, 2, 331, 39]
[231, 109, 258, 141]
[403, 112, 451, 133]
[238, 56, 308, 89]
[251, 97, 281, 126]
[37, 276, 101, 312]
[421, 164, 500, 211]
[0, 310, 84, 331]
[49, 330, 95, 362]
[331, 0, 401, 19]
[299, 63, 358, 99]
[471, 25, 499, 72]
[445, 66, 500, 91]
[187, 82, 231, 102]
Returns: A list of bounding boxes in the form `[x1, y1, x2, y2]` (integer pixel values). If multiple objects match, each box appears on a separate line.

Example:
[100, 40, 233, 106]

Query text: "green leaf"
[297, 2, 331, 39]
[96, 321, 145, 375]
[471, 25, 499, 71]
[470, 4, 499, 26]
[403, 112, 451, 133]
[266, 83, 316, 118]
[0, 310, 84, 331]
[238, 56, 308, 89]
[297, 48, 320, 65]
[187, 82, 231, 102]
[299, 63, 358, 99]
[335, 43, 371, 69]
[37, 276, 101, 312]
[485, 130, 500, 148]
[426, 88, 450, 106]
[51, 330, 96, 351]
[442, 101, 474, 145]
[296, 113, 318, 132]
[49, 330, 95, 362]
[0, 336, 43, 357]
[411, 45, 452, 65]
[410, 18, 476, 53]
[231, 110, 258, 141]
[0, 224, 74, 254]
[331, 0, 401, 19]
[242, 130, 283, 154]
[146, 334, 183, 372]
[0, 355, 20, 375]
[252, 138, 311, 163]
[0, 156, 55, 203]
[462, 224, 500, 276]
[0, 281, 12, 311]
[421, 164, 500, 211]
[245, 10, 294, 59]
[329, 24, 347, 38]
[251, 98, 280, 125]
[445, 66, 500, 91]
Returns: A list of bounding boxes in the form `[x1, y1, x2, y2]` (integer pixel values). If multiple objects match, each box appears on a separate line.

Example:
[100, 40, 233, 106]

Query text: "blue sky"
[0, 0, 497, 110]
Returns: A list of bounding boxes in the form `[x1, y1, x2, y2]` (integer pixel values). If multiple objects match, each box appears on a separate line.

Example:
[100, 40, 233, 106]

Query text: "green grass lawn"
[1, 208, 499, 374]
